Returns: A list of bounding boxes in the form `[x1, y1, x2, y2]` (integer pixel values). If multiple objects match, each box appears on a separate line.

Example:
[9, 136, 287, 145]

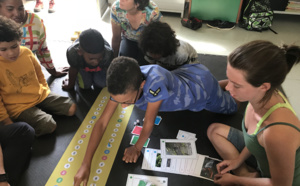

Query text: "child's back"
[135, 64, 237, 114]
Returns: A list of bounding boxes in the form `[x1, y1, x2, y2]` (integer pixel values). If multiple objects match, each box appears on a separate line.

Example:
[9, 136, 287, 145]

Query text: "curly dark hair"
[139, 21, 179, 57]
[134, 0, 149, 10]
[107, 56, 143, 95]
[0, 15, 22, 42]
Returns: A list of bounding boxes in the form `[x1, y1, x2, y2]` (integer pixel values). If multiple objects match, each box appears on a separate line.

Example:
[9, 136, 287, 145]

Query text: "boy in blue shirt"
[62, 29, 114, 91]
[74, 56, 237, 185]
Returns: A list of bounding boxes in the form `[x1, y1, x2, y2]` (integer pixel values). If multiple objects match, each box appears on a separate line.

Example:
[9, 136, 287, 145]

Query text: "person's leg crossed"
[37, 92, 76, 116]
[17, 107, 56, 137]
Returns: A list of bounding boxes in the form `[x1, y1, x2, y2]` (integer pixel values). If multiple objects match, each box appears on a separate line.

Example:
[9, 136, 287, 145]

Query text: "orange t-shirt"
[0, 46, 50, 120]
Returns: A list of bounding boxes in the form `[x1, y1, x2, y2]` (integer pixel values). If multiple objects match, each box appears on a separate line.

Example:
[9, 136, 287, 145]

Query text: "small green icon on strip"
[56, 177, 63, 183]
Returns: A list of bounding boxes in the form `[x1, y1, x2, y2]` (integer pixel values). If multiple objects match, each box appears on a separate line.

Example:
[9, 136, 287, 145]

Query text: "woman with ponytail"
[207, 40, 300, 185]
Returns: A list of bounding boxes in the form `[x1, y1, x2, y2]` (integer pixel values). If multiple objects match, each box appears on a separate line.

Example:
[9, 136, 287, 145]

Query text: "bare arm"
[0, 145, 9, 186]
[0, 145, 5, 174]
[136, 100, 162, 150]
[122, 100, 163, 163]
[217, 147, 252, 174]
[62, 67, 78, 90]
[111, 21, 122, 58]
[263, 125, 297, 185]
[218, 79, 228, 91]
[46, 67, 69, 78]
[74, 100, 118, 186]
[216, 124, 299, 186]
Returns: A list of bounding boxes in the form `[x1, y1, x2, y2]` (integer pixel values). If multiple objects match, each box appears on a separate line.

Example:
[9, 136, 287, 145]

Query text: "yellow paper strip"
[46, 87, 133, 186]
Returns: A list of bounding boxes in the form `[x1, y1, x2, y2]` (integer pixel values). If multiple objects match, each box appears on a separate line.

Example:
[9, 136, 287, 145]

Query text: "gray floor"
[20, 0, 300, 185]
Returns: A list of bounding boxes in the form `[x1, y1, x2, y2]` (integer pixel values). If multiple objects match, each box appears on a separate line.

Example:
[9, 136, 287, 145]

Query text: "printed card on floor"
[192, 155, 221, 181]
[154, 116, 162, 125]
[131, 126, 143, 135]
[176, 130, 197, 141]
[160, 139, 197, 159]
[142, 148, 190, 175]
[130, 135, 150, 147]
[126, 174, 168, 186]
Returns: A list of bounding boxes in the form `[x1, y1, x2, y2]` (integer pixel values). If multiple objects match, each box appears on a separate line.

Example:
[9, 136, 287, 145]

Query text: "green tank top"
[242, 91, 300, 185]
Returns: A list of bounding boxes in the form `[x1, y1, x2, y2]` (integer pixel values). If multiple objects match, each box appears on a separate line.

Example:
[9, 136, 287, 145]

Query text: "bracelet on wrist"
[0, 173, 9, 182]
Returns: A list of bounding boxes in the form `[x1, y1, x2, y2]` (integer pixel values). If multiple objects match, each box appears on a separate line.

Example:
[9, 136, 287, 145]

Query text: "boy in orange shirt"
[0, 15, 76, 136]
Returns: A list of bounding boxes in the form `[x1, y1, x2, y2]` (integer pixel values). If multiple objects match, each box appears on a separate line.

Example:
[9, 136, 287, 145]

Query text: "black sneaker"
[181, 17, 202, 30]
[206, 20, 235, 30]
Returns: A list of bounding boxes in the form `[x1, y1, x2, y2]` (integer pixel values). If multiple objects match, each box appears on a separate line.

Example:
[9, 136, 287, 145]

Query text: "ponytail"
[280, 44, 300, 73]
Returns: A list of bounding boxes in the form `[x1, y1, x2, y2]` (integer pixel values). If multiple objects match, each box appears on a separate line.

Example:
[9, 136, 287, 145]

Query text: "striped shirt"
[21, 11, 54, 69]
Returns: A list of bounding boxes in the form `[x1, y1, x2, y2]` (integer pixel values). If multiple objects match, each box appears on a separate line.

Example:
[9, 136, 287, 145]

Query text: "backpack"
[239, 0, 276, 33]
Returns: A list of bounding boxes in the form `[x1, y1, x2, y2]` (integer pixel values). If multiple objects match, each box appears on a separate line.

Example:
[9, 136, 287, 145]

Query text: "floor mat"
[46, 87, 134, 186]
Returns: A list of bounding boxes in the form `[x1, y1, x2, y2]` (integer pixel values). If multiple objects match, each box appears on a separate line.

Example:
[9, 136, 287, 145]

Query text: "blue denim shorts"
[227, 127, 257, 168]
[227, 127, 245, 152]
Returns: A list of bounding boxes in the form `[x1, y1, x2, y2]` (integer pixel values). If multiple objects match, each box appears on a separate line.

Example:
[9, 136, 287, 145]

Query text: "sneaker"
[48, 0, 55, 13]
[181, 17, 202, 30]
[206, 20, 235, 30]
[34, 0, 44, 12]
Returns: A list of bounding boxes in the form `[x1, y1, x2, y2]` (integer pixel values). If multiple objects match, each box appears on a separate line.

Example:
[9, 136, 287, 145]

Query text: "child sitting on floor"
[62, 28, 114, 91]
[139, 21, 199, 70]
[0, 0, 68, 77]
[0, 15, 76, 136]
[74, 56, 237, 186]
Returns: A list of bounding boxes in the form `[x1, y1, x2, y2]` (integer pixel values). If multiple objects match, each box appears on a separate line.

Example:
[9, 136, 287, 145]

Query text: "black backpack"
[239, 0, 277, 33]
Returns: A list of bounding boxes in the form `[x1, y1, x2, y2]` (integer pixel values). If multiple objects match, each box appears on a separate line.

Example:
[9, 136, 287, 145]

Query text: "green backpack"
[240, 0, 276, 33]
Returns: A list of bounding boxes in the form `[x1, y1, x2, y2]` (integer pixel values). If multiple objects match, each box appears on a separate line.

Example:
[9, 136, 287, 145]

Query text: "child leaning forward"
[62, 28, 114, 91]
[74, 56, 237, 186]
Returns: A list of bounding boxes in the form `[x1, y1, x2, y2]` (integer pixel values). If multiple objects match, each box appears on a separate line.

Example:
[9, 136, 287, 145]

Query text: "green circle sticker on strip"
[117, 119, 122, 122]
[56, 177, 63, 183]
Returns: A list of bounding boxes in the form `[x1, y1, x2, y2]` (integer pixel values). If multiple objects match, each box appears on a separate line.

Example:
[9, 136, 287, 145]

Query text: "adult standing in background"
[0, 0, 68, 77]
[34, 0, 55, 13]
[111, 0, 162, 65]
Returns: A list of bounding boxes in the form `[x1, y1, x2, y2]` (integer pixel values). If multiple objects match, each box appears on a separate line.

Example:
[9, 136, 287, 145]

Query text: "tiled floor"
[24, 0, 300, 117]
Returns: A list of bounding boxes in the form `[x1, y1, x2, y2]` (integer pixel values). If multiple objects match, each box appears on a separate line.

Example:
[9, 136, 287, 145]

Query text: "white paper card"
[176, 130, 197, 141]
[125, 174, 168, 186]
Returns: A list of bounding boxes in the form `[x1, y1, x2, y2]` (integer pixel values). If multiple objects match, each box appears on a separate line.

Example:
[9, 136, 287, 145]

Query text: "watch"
[0, 173, 8, 182]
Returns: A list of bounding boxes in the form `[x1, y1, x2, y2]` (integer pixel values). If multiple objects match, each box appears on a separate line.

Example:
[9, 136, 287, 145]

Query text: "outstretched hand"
[122, 145, 141, 163]
[50, 66, 69, 77]
[74, 164, 90, 186]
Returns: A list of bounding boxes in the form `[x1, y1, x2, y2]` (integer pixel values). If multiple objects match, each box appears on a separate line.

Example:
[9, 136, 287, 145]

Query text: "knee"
[67, 103, 76, 116]
[9, 122, 35, 140]
[34, 118, 57, 137]
[9, 122, 35, 145]
[207, 123, 223, 141]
